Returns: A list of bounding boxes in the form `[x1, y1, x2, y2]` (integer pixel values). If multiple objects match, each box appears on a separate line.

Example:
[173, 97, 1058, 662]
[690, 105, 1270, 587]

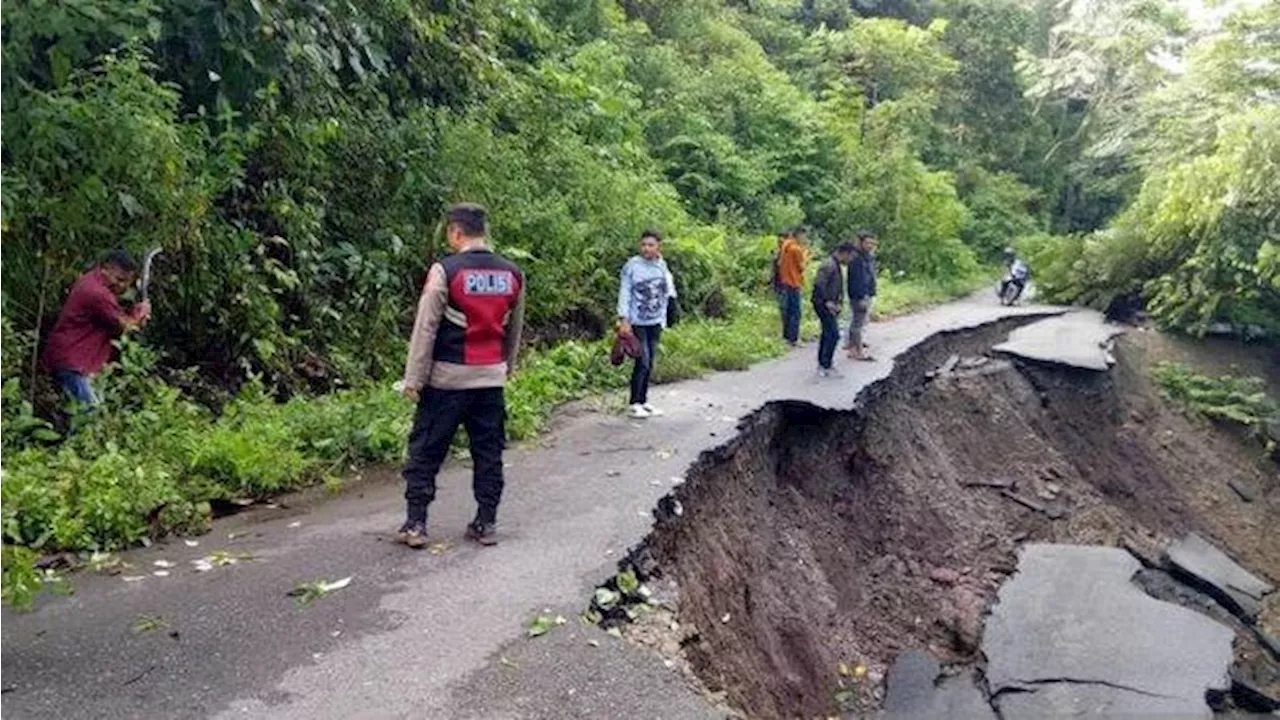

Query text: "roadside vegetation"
[1152, 362, 1280, 459]
[3, 0, 1276, 604]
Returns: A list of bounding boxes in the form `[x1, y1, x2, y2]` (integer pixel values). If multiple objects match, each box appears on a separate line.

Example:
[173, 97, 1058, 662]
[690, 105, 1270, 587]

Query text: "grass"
[873, 270, 997, 319]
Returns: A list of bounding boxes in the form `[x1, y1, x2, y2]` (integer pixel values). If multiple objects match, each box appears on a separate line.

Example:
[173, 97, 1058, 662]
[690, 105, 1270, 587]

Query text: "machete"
[140, 247, 163, 302]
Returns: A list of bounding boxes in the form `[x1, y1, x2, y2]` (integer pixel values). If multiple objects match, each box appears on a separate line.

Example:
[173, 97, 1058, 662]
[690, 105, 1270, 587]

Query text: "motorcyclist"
[999, 247, 1030, 304]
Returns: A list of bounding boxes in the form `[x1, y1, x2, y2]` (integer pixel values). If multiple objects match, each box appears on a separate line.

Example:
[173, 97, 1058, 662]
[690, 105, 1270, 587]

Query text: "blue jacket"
[848, 251, 877, 300]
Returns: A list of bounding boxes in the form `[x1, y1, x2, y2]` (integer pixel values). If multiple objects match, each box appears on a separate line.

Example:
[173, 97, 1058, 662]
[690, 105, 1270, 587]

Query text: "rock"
[1231, 668, 1280, 713]
[984, 544, 1235, 719]
[1166, 533, 1274, 621]
[929, 567, 961, 585]
[881, 651, 940, 715]
[1228, 478, 1258, 503]
[993, 311, 1125, 371]
[881, 653, 994, 720]
[1044, 482, 1061, 495]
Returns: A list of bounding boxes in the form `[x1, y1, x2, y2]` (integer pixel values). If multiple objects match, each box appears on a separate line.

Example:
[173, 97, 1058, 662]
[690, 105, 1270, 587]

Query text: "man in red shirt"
[43, 250, 152, 406]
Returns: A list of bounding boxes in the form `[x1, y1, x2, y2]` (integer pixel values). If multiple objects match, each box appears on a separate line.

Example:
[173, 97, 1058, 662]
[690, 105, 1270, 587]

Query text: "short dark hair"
[101, 249, 138, 273]
[447, 203, 488, 238]
[835, 242, 857, 254]
[856, 230, 877, 242]
[640, 229, 663, 242]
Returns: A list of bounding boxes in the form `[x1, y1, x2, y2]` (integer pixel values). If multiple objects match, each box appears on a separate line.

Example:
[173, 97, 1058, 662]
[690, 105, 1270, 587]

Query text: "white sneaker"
[628, 404, 652, 419]
[641, 404, 664, 417]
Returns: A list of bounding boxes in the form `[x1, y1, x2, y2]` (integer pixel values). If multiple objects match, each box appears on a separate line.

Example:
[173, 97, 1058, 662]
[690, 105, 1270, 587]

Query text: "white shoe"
[641, 403, 664, 417]
[628, 404, 652, 419]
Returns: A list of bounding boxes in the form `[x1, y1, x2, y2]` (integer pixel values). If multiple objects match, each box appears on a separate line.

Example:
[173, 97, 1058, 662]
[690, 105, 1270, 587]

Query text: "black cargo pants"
[403, 387, 506, 527]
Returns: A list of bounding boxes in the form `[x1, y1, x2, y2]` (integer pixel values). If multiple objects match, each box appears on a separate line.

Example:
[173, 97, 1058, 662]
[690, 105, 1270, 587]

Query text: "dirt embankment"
[610, 321, 1278, 718]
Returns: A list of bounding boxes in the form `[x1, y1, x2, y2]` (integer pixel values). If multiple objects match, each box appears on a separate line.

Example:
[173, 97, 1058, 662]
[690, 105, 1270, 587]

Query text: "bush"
[1152, 362, 1279, 457]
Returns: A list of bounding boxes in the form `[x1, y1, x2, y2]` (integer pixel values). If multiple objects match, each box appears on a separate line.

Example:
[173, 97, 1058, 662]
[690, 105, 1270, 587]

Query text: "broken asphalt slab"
[993, 310, 1125, 370]
[1167, 532, 1275, 622]
[984, 544, 1235, 719]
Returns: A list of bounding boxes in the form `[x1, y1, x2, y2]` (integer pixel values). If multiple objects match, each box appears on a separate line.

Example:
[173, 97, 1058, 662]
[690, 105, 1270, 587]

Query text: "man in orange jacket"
[777, 226, 809, 346]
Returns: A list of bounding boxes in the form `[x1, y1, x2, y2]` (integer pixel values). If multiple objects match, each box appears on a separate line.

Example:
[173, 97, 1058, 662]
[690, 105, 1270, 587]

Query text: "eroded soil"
[606, 324, 1279, 718]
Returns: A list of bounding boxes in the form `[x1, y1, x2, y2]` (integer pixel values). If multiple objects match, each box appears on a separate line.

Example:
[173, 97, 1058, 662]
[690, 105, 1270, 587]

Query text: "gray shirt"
[617, 256, 675, 327]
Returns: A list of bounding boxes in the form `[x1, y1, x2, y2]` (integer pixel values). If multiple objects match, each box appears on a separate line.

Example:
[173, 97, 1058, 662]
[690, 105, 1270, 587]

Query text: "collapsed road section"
[590, 312, 1278, 718]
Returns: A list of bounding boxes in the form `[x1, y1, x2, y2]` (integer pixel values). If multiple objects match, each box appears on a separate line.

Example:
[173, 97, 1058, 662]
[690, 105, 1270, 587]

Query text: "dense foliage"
[1020, 0, 1280, 335]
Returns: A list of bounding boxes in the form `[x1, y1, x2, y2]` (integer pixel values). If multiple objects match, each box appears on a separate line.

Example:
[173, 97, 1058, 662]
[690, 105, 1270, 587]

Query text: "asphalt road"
[1, 296, 1059, 720]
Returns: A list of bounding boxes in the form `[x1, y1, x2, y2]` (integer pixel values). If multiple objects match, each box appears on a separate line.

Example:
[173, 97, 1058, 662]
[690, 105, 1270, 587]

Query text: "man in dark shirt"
[812, 241, 855, 377]
[845, 231, 878, 361]
[43, 250, 151, 406]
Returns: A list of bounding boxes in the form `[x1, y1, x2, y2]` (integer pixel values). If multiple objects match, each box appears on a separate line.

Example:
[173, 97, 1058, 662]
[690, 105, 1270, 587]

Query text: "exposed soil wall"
[618, 322, 1278, 718]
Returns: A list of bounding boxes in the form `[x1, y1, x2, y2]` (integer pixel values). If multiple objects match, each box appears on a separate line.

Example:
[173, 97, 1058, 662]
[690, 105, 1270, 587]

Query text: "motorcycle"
[997, 260, 1029, 306]
[998, 274, 1025, 306]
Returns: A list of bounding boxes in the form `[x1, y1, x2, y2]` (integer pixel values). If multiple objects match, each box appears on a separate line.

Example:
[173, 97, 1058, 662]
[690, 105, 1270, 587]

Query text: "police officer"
[397, 203, 526, 548]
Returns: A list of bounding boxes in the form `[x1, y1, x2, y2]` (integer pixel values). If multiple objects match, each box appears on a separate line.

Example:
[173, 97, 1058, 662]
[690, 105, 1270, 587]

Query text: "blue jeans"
[815, 306, 839, 369]
[629, 324, 662, 405]
[782, 287, 801, 344]
[55, 370, 99, 407]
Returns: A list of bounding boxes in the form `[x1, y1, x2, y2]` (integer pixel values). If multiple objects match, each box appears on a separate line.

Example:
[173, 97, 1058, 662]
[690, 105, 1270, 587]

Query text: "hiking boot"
[465, 521, 499, 546]
[394, 521, 428, 549]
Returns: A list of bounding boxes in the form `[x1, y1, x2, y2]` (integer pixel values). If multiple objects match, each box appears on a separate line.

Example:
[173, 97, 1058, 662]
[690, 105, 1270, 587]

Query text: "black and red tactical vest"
[432, 249, 524, 365]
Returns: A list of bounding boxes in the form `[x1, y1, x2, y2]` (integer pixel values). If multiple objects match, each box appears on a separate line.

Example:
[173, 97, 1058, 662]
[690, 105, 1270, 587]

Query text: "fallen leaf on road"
[427, 541, 454, 555]
[153, 560, 175, 568]
[655, 450, 673, 460]
[133, 615, 168, 634]
[287, 521, 302, 528]
[587, 639, 600, 648]
[605, 627, 623, 638]
[289, 576, 353, 606]
[152, 570, 170, 577]
[183, 540, 199, 547]
[527, 615, 558, 638]
[721, 613, 731, 623]
[320, 577, 351, 592]
[191, 559, 213, 572]
[207, 550, 254, 567]
[122, 575, 146, 582]
[500, 656, 518, 668]
[616, 571, 640, 595]
[594, 588, 621, 609]
[89, 552, 121, 572]
[606, 470, 621, 478]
